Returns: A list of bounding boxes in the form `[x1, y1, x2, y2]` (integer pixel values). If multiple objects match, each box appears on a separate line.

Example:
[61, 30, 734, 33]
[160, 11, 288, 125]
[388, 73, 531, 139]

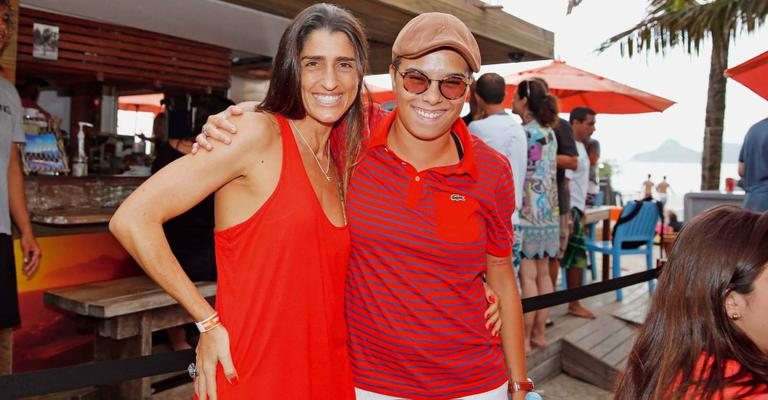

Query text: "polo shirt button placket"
[405, 174, 423, 207]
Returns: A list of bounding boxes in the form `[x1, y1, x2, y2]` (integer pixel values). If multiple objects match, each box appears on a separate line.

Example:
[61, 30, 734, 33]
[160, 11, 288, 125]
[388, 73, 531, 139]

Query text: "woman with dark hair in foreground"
[615, 206, 768, 399]
[111, 4, 368, 398]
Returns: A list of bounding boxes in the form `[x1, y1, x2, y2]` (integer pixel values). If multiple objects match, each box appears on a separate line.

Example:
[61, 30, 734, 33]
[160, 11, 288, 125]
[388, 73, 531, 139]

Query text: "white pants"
[354, 382, 508, 400]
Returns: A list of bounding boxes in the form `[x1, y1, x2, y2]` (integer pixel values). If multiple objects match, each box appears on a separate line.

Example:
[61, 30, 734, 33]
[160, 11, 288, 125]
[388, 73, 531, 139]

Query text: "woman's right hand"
[193, 101, 258, 153]
[194, 325, 238, 400]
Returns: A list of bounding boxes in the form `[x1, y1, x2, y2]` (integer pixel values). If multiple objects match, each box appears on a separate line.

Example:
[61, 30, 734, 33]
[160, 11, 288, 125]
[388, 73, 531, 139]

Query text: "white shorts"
[354, 381, 508, 400]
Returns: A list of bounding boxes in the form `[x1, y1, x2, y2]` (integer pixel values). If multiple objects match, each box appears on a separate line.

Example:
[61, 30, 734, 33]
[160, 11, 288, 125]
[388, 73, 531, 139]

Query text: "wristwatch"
[509, 378, 535, 392]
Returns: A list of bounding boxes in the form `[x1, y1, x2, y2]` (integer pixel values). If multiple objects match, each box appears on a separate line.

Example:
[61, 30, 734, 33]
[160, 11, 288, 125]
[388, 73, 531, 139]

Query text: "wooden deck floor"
[526, 251, 656, 392]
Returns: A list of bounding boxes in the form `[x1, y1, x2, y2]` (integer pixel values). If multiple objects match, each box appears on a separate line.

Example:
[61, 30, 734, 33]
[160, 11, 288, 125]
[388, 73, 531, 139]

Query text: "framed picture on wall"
[32, 23, 59, 61]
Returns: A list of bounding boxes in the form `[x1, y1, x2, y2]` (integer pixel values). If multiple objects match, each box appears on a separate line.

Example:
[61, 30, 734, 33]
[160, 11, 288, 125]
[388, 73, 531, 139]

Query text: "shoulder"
[0, 78, 21, 106]
[368, 104, 390, 129]
[467, 118, 490, 135]
[526, 120, 551, 138]
[505, 116, 525, 133]
[0, 78, 16, 92]
[553, 118, 574, 137]
[750, 118, 768, 134]
[229, 111, 282, 151]
[471, 136, 510, 169]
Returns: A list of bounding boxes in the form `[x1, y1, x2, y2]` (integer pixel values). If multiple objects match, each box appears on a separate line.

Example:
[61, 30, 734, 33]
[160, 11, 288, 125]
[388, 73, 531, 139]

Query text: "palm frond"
[598, 0, 768, 56]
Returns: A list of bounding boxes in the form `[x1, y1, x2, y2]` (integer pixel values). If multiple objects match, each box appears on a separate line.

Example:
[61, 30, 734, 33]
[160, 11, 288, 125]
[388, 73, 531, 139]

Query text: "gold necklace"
[289, 120, 332, 181]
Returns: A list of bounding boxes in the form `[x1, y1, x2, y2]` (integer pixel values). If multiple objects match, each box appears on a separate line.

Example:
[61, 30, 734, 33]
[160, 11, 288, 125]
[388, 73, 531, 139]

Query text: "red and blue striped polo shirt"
[344, 107, 516, 399]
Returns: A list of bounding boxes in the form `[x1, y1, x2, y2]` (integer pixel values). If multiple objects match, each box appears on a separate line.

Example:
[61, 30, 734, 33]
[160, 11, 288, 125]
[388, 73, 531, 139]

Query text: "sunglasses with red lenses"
[395, 68, 471, 100]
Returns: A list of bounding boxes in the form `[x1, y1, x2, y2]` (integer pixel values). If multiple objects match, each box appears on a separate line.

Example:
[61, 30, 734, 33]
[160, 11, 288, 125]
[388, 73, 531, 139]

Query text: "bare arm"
[486, 254, 528, 400]
[8, 144, 41, 279]
[109, 134, 252, 322]
[557, 154, 578, 170]
[110, 113, 274, 397]
[738, 161, 745, 178]
[588, 153, 599, 166]
[112, 113, 277, 315]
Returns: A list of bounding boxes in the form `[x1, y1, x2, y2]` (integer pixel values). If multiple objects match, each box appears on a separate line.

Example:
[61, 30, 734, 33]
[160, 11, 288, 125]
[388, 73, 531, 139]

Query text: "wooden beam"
[375, 0, 553, 60]
[222, 0, 553, 72]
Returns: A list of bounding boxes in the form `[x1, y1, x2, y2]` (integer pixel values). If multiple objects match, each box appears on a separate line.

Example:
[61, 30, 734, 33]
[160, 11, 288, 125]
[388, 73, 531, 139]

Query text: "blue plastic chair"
[593, 191, 605, 207]
[584, 201, 660, 301]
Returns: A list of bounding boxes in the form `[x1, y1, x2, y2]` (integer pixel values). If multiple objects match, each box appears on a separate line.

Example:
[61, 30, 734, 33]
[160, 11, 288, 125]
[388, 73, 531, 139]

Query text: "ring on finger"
[188, 362, 197, 379]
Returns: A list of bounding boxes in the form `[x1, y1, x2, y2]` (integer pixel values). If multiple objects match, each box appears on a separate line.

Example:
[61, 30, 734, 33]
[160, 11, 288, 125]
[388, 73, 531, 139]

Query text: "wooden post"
[68, 86, 98, 163]
[93, 312, 153, 399]
[602, 218, 611, 281]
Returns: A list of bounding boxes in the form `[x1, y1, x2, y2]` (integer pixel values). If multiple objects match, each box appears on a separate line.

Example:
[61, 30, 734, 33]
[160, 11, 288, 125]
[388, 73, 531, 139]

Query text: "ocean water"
[608, 161, 741, 216]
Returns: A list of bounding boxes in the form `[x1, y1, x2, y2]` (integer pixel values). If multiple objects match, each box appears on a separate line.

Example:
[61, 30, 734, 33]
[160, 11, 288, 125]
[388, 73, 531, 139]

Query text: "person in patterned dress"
[512, 79, 560, 353]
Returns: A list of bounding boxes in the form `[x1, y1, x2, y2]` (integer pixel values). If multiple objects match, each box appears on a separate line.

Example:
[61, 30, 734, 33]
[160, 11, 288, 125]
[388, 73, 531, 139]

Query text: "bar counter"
[31, 207, 117, 225]
[25, 175, 144, 228]
[15, 175, 146, 372]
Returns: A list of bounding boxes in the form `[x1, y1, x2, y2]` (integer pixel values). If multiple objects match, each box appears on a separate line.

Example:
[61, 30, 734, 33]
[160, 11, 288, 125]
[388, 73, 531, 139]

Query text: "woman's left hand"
[483, 282, 502, 336]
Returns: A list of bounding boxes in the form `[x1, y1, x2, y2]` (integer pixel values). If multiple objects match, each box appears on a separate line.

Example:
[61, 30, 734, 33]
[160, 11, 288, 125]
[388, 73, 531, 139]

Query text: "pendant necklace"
[289, 120, 332, 181]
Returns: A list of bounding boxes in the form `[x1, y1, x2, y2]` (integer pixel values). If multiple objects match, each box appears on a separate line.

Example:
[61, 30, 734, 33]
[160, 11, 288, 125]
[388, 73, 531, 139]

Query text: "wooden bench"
[44, 276, 216, 400]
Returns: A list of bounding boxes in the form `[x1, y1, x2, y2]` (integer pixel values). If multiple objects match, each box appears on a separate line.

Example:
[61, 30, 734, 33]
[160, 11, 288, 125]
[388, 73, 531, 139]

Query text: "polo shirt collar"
[368, 108, 479, 180]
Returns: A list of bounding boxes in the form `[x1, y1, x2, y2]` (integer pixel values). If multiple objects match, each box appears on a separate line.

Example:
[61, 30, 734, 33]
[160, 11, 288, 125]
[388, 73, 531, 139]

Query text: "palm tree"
[599, 0, 768, 190]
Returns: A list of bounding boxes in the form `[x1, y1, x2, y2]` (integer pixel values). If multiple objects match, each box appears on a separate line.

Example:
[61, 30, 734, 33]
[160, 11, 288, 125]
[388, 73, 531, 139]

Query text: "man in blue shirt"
[738, 117, 768, 212]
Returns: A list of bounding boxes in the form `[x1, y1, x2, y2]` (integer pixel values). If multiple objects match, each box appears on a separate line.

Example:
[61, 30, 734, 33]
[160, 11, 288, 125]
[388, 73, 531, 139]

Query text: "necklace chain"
[289, 120, 332, 181]
[289, 119, 347, 226]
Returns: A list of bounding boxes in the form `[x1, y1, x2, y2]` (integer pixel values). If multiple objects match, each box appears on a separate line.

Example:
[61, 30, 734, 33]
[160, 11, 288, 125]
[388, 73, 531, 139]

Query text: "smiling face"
[299, 29, 359, 128]
[390, 49, 470, 141]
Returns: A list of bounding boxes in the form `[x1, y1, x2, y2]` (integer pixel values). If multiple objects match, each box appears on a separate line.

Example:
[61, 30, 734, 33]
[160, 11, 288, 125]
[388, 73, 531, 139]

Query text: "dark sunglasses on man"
[394, 67, 472, 100]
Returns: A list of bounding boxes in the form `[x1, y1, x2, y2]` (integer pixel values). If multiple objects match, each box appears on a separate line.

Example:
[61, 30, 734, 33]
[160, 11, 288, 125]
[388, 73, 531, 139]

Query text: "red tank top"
[211, 114, 353, 399]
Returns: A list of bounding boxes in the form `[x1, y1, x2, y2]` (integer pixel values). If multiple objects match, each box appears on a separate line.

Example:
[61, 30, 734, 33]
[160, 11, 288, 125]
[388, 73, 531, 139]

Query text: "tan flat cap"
[392, 12, 481, 72]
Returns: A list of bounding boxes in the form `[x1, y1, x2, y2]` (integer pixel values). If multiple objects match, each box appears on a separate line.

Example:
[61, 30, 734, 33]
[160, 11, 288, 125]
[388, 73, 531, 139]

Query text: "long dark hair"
[258, 3, 368, 191]
[516, 79, 558, 128]
[615, 206, 768, 400]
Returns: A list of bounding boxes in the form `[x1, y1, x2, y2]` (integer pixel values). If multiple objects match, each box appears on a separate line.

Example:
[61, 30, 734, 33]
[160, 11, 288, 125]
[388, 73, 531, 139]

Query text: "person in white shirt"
[562, 107, 596, 319]
[0, 0, 42, 374]
[468, 73, 527, 269]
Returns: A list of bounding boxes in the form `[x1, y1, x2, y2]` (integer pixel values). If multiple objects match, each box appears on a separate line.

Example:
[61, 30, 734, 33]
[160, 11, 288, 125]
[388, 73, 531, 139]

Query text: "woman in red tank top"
[615, 206, 768, 400]
[110, 4, 369, 399]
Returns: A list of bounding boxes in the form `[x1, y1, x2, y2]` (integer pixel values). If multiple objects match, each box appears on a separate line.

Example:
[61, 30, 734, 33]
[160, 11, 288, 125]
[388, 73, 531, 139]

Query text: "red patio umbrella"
[725, 50, 768, 100]
[503, 60, 675, 114]
[363, 83, 395, 104]
[118, 94, 164, 115]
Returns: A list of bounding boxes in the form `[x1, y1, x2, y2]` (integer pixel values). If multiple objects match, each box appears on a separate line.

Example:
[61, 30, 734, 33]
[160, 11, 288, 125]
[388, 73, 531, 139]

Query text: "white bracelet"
[195, 312, 220, 333]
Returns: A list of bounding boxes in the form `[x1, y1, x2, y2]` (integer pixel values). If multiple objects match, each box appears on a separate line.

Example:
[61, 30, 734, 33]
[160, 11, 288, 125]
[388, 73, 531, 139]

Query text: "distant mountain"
[630, 139, 700, 162]
[629, 139, 741, 163]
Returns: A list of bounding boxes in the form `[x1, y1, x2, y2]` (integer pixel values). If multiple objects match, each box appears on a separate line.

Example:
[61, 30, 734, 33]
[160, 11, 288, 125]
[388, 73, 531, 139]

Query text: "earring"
[730, 313, 741, 320]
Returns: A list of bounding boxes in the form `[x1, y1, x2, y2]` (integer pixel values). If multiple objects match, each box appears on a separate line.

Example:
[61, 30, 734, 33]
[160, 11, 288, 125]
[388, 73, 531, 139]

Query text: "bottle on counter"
[72, 121, 93, 177]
